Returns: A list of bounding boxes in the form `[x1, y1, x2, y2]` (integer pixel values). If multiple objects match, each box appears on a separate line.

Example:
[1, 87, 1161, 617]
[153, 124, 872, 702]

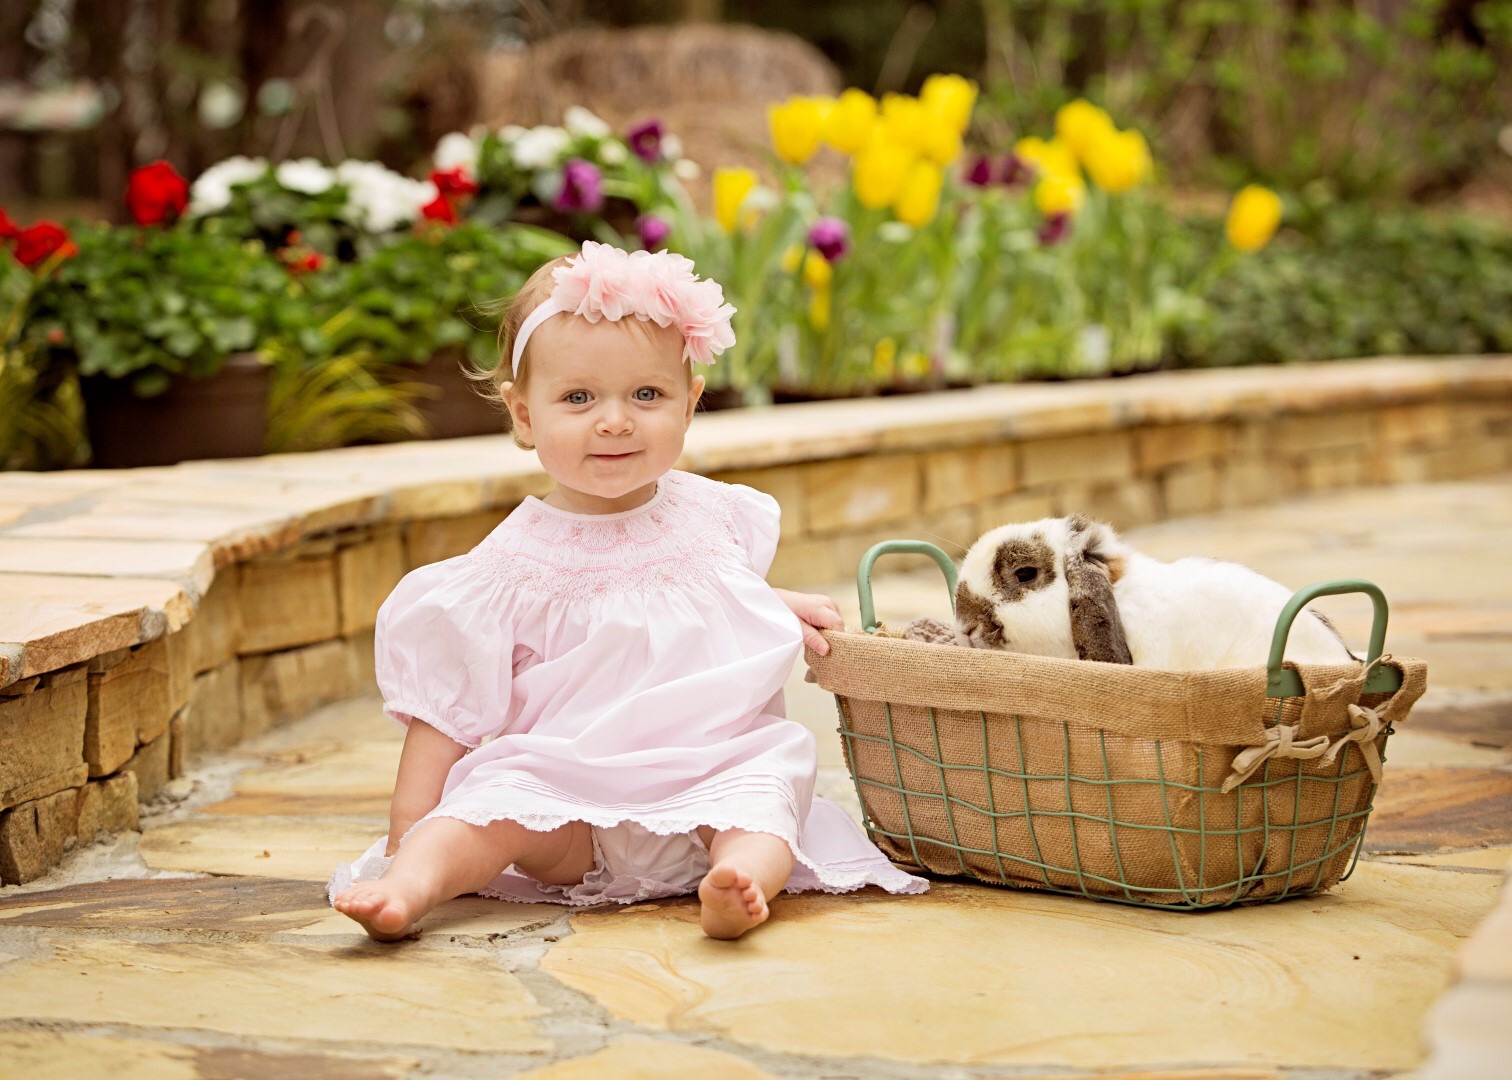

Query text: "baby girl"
[330, 241, 926, 941]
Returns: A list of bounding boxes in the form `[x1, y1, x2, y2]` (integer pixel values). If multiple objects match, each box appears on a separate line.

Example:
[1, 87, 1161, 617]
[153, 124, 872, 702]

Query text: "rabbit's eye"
[1015, 567, 1038, 583]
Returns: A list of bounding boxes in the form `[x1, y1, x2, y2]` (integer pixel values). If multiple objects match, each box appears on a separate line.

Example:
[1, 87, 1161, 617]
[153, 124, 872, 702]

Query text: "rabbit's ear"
[1065, 515, 1133, 664]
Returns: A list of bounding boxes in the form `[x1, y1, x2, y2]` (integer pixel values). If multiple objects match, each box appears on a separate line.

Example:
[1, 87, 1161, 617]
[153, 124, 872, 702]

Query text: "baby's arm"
[386, 719, 468, 856]
[772, 588, 844, 656]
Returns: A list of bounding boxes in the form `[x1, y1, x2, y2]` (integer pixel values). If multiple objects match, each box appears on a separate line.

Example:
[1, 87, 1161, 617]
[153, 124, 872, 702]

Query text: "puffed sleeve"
[374, 556, 517, 748]
[725, 482, 783, 577]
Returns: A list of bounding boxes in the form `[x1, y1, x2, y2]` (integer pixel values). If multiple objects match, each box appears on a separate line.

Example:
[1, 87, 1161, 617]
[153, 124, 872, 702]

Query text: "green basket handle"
[857, 541, 958, 634]
[1266, 579, 1400, 698]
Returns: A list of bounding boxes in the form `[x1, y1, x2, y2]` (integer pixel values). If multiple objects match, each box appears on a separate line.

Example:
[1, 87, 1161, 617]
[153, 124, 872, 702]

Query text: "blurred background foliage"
[3, 1, 1508, 214]
[1, 0, 1510, 469]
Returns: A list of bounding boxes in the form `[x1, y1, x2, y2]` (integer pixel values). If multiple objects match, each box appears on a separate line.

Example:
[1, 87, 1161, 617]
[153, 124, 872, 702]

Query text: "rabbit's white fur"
[953, 515, 1354, 669]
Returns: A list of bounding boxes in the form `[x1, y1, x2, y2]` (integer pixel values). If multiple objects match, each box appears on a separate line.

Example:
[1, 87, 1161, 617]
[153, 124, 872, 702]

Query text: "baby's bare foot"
[333, 880, 423, 942]
[698, 862, 769, 939]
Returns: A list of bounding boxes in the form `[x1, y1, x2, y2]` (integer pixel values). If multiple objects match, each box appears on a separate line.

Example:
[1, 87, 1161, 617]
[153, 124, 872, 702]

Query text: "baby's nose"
[595, 403, 634, 434]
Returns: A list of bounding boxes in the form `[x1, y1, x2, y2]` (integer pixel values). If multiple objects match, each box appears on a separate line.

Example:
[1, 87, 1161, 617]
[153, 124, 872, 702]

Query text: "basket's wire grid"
[821, 541, 1416, 911]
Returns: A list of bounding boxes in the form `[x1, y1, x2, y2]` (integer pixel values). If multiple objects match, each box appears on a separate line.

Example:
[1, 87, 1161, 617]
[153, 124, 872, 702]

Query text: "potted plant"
[301, 219, 576, 438]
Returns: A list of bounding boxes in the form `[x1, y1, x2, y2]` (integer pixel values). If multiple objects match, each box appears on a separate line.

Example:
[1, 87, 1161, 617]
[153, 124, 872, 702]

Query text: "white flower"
[672, 158, 701, 182]
[563, 105, 610, 139]
[661, 134, 683, 161]
[433, 131, 478, 175]
[597, 140, 627, 166]
[498, 124, 527, 142]
[187, 155, 268, 216]
[275, 157, 335, 195]
[511, 125, 570, 170]
[335, 159, 433, 232]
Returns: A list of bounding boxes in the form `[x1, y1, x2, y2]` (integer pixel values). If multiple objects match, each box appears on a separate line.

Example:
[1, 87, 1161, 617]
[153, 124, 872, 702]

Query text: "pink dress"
[328, 470, 927, 905]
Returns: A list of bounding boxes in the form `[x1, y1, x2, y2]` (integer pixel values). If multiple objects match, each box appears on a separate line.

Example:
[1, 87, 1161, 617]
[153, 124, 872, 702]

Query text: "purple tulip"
[637, 214, 670, 250]
[807, 216, 850, 263]
[555, 158, 604, 213]
[1038, 211, 1071, 247]
[626, 119, 664, 164]
[965, 155, 994, 187]
[1000, 153, 1031, 188]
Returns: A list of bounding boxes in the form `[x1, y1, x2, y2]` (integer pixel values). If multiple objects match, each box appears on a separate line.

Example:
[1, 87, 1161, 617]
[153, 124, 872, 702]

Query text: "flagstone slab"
[514, 1039, 781, 1079]
[542, 862, 1500, 1071]
[237, 741, 403, 799]
[202, 792, 391, 818]
[1365, 767, 1512, 853]
[287, 894, 565, 940]
[140, 816, 378, 881]
[7, 500, 304, 564]
[244, 696, 401, 750]
[1384, 729, 1512, 769]
[0, 572, 192, 686]
[1373, 847, 1512, 872]
[0, 875, 325, 932]
[1408, 698, 1512, 751]
[0, 1030, 419, 1080]
[0, 936, 549, 1052]
[0, 537, 215, 596]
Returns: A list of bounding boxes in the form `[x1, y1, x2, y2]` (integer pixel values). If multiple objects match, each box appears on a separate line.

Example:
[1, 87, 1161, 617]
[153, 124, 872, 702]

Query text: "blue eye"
[565, 391, 590, 405]
[634, 387, 661, 402]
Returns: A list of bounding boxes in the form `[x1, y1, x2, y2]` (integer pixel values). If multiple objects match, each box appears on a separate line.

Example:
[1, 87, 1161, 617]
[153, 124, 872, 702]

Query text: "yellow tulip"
[921, 73, 978, 133]
[712, 167, 757, 233]
[903, 351, 932, 379]
[920, 123, 963, 167]
[1055, 98, 1116, 166]
[853, 138, 914, 209]
[802, 249, 832, 290]
[808, 287, 831, 332]
[1034, 172, 1086, 216]
[894, 159, 943, 228]
[1014, 135, 1080, 181]
[768, 96, 832, 165]
[1083, 128, 1152, 193]
[1225, 185, 1284, 252]
[872, 337, 897, 379]
[879, 93, 928, 151]
[824, 88, 879, 155]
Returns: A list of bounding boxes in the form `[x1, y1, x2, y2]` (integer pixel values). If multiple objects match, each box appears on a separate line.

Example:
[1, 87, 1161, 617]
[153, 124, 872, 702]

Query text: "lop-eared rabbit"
[907, 514, 1354, 669]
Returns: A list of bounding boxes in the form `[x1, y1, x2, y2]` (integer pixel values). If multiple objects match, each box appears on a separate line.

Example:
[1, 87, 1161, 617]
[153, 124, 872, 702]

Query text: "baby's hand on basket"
[773, 589, 845, 656]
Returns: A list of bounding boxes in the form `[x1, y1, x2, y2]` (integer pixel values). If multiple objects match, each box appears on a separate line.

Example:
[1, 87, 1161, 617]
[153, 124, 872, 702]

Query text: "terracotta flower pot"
[81, 353, 270, 469]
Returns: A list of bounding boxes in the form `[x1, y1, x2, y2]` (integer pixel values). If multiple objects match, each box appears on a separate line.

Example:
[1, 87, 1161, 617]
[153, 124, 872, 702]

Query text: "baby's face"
[512, 315, 704, 514]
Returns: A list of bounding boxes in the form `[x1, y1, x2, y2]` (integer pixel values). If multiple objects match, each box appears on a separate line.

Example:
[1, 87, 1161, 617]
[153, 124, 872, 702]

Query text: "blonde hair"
[468, 256, 572, 450]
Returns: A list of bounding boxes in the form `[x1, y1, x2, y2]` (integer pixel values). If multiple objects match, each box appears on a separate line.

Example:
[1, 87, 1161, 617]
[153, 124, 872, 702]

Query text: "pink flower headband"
[509, 241, 736, 376]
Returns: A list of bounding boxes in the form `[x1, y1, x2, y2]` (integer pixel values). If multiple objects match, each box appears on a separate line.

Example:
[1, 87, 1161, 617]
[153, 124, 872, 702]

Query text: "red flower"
[12, 222, 77, 268]
[0, 207, 18, 240]
[420, 194, 458, 224]
[282, 248, 325, 274]
[125, 160, 190, 226]
[430, 167, 478, 198]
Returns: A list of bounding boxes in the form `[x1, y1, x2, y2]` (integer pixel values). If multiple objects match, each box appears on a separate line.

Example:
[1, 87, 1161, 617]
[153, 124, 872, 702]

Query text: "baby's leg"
[334, 817, 593, 941]
[697, 827, 795, 940]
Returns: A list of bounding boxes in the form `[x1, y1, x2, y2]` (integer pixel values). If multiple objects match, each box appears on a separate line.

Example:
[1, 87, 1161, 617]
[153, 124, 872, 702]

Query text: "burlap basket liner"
[807, 631, 1427, 907]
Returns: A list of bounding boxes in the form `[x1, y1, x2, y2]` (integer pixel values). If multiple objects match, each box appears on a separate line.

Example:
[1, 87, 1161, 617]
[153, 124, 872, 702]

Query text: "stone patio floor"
[2, 478, 1509, 1078]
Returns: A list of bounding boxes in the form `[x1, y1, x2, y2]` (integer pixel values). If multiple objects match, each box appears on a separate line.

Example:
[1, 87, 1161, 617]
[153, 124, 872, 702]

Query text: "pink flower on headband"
[548, 241, 736, 365]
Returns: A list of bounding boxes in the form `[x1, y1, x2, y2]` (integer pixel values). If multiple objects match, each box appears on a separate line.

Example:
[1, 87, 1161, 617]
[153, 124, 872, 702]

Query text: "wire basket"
[806, 541, 1429, 910]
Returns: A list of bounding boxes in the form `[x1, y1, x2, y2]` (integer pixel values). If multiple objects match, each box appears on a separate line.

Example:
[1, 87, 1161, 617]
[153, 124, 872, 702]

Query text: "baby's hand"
[773, 588, 845, 655]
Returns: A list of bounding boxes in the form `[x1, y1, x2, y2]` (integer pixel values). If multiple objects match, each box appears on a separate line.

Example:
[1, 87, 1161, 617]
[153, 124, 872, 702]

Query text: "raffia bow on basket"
[807, 541, 1428, 910]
